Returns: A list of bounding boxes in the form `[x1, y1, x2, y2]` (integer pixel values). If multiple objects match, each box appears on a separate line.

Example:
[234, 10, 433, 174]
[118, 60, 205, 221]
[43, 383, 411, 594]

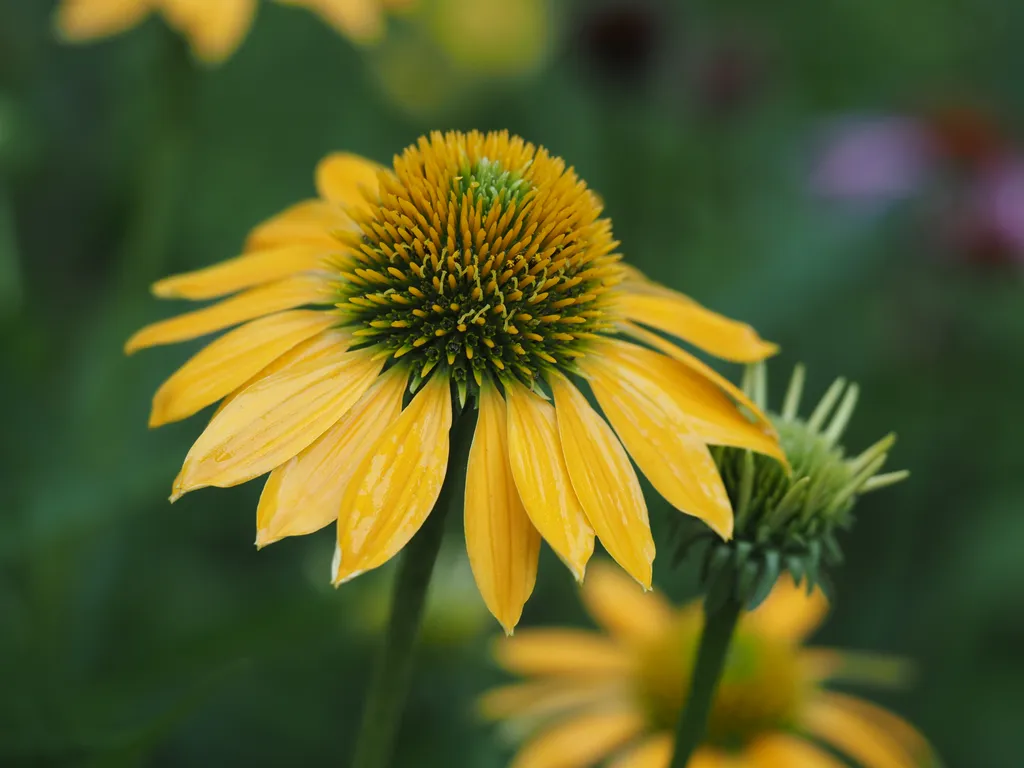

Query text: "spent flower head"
[128, 130, 782, 632]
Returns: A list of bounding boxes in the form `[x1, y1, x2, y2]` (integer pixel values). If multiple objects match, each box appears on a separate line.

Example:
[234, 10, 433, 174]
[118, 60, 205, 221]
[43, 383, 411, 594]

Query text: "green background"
[2, 0, 1022, 765]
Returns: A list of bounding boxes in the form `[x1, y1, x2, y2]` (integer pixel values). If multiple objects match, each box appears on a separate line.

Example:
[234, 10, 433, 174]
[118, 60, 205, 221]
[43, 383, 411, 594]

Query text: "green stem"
[668, 590, 744, 768]
[350, 412, 476, 768]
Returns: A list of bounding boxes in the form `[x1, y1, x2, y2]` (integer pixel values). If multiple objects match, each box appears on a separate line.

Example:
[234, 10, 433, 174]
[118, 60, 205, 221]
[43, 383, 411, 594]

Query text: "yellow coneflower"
[484, 561, 937, 768]
[55, 0, 409, 63]
[127, 129, 783, 632]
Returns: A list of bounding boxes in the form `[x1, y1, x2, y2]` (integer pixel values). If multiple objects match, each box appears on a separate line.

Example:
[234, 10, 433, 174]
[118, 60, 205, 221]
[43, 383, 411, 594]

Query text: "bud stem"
[668, 586, 744, 768]
[350, 411, 475, 768]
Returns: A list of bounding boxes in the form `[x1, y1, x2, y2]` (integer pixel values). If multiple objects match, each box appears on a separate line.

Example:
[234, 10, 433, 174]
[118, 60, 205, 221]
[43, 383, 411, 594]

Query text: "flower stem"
[350, 412, 476, 768]
[668, 588, 744, 768]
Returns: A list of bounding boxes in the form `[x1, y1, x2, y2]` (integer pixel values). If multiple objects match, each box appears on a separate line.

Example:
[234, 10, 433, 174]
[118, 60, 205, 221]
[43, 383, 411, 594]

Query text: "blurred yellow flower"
[127, 130, 781, 632]
[484, 562, 937, 768]
[55, 0, 409, 64]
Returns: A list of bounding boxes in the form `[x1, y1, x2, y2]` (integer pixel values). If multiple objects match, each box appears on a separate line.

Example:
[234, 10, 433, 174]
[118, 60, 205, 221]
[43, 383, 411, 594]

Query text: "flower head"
[673, 364, 907, 609]
[128, 130, 782, 632]
[484, 561, 937, 767]
[55, 0, 407, 63]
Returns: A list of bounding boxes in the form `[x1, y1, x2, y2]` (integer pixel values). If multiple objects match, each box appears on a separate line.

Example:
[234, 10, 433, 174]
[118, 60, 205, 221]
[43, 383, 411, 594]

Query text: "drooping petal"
[256, 365, 408, 547]
[479, 679, 627, 722]
[550, 372, 654, 588]
[745, 575, 829, 644]
[54, 0, 153, 40]
[172, 332, 382, 498]
[802, 692, 936, 768]
[620, 320, 773, 430]
[510, 710, 644, 768]
[581, 353, 734, 540]
[465, 383, 541, 634]
[493, 629, 633, 678]
[594, 339, 785, 465]
[151, 244, 334, 300]
[505, 380, 594, 582]
[161, 0, 257, 64]
[125, 275, 333, 354]
[244, 200, 353, 252]
[579, 560, 673, 646]
[150, 309, 339, 427]
[747, 734, 847, 768]
[333, 373, 453, 584]
[618, 291, 778, 363]
[315, 152, 385, 213]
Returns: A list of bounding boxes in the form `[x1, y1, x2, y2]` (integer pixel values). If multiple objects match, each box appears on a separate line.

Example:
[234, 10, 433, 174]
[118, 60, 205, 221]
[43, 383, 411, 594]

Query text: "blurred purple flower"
[810, 116, 934, 206]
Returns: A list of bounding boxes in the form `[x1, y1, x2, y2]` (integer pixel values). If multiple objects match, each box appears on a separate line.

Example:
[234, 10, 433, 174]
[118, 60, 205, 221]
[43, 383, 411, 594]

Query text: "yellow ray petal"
[595, 339, 785, 465]
[493, 629, 633, 678]
[579, 560, 673, 646]
[55, 0, 153, 40]
[620, 320, 773, 429]
[256, 366, 408, 547]
[465, 383, 541, 634]
[152, 244, 334, 301]
[333, 373, 453, 584]
[280, 0, 385, 44]
[244, 200, 353, 252]
[150, 309, 339, 427]
[744, 575, 829, 644]
[125, 275, 333, 354]
[747, 734, 847, 768]
[314, 152, 384, 213]
[172, 333, 382, 498]
[510, 710, 644, 768]
[161, 0, 257, 64]
[802, 692, 934, 768]
[479, 679, 627, 721]
[550, 372, 654, 588]
[581, 356, 733, 540]
[618, 291, 778, 363]
[505, 380, 594, 582]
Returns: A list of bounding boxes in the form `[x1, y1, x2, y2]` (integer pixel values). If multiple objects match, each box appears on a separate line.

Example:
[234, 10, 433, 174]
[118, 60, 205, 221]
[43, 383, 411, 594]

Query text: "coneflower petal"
[149, 309, 338, 428]
[510, 710, 644, 768]
[550, 372, 654, 589]
[505, 381, 594, 582]
[172, 333, 381, 498]
[583, 359, 734, 540]
[125, 274, 333, 354]
[596, 338, 786, 466]
[151, 244, 334, 301]
[315, 152, 385, 213]
[618, 291, 778, 363]
[579, 561, 673, 646]
[606, 734, 674, 768]
[256, 365, 407, 547]
[333, 373, 452, 584]
[493, 629, 633, 678]
[244, 200, 353, 251]
[746, 733, 847, 768]
[465, 383, 540, 634]
[54, 0, 152, 41]
[162, 0, 257, 65]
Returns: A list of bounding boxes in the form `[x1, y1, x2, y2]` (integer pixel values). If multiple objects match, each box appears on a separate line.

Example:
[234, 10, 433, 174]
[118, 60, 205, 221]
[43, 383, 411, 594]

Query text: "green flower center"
[334, 131, 622, 401]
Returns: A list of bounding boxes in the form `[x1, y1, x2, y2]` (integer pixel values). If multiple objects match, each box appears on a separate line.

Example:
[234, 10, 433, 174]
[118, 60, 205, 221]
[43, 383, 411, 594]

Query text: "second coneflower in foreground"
[484, 562, 938, 768]
[127, 130, 783, 633]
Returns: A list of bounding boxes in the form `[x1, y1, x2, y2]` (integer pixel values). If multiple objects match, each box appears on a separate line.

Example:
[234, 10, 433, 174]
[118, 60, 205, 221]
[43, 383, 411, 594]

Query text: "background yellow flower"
[55, 0, 408, 63]
[485, 561, 937, 768]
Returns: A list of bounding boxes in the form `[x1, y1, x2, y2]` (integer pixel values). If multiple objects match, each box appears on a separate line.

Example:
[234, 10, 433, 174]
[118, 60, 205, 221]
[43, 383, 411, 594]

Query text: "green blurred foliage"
[2, 0, 1022, 765]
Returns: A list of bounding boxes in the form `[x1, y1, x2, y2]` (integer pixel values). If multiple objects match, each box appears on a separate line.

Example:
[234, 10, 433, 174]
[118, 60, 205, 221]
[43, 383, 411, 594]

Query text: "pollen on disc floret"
[332, 130, 624, 401]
